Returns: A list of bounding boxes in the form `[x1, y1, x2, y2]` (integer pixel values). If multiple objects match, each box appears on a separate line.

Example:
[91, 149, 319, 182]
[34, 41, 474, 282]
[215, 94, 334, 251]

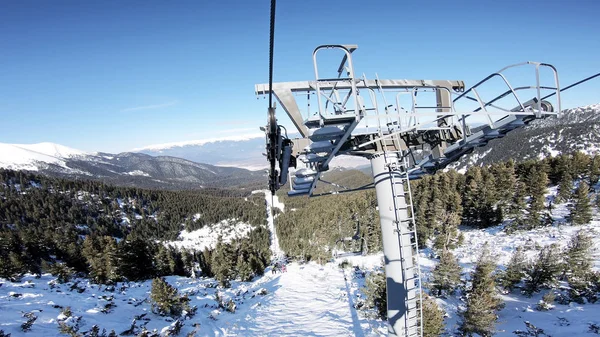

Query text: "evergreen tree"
[507, 179, 528, 228]
[563, 230, 596, 302]
[524, 165, 549, 229]
[459, 246, 502, 337]
[82, 236, 119, 284]
[499, 246, 527, 292]
[571, 151, 591, 179]
[555, 172, 573, 203]
[211, 240, 237, 287]
[569, 182, 592, 225]
[433, 212, 461, 251]
[154, 245, 176, 277]
[524, 244, 563, 295]
[462, 167, 483, 227]
[150, 278, 189, 318]
[589, 155, 600, 185]
[418, 294, 445, 337]
[564, 230, 594, 278]
[492, 160, 517, 215]
[117, 237, 156, 281]
[430, 250, 461, 296]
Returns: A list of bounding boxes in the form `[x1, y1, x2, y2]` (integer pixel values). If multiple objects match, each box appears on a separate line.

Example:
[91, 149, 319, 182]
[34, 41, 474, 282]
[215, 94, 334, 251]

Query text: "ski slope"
[253, 189, 285, 260]
[0, 261, 386, 336]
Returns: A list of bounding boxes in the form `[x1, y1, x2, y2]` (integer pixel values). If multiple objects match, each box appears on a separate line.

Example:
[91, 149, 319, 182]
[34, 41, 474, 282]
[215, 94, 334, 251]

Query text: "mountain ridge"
[0, 142, 265, 190]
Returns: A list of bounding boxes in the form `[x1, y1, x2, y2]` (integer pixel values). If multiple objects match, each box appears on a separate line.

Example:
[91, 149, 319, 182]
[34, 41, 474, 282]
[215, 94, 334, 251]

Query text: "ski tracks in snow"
[224, 263, 385, 336]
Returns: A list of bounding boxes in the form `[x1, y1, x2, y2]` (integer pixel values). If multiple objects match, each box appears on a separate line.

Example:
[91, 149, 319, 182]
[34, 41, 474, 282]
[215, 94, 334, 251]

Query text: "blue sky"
[1, 0, 598, 153]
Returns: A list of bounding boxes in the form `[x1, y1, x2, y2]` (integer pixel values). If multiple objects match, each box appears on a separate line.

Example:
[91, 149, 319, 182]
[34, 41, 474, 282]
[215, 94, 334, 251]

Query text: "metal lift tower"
[258, 44, 561, 337]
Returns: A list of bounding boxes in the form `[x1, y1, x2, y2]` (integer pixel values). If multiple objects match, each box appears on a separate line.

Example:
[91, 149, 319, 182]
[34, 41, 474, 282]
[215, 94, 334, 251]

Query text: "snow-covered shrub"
[536, 292, 555, 311]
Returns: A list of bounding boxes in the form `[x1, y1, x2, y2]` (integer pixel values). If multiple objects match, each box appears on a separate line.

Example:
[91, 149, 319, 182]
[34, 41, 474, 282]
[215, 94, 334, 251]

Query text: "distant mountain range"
[134, 134, 268, 170]
[2, 103, 598, 190]
[135, 134, 370, 170]
[0, 143, 265, 190]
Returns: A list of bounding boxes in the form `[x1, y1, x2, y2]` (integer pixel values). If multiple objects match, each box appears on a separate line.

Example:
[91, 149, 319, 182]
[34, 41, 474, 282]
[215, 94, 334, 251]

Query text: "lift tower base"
[371, 152, 421, 337]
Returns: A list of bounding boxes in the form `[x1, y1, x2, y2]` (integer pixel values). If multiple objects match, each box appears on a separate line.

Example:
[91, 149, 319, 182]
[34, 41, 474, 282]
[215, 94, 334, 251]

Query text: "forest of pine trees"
[0, 169, 270, 285]
[361, 151, 600, 335]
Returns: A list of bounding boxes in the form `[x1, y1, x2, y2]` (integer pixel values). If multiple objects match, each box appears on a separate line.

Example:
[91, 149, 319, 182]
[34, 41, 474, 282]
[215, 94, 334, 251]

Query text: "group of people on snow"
[272, 261, 287, 274]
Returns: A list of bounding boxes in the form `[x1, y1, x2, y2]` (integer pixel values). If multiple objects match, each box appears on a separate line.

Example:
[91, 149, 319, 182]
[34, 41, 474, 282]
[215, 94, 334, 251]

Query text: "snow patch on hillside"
[167, 219, 254, 251]
[125, 170, 150, 177]
[0, 142, 85, 171]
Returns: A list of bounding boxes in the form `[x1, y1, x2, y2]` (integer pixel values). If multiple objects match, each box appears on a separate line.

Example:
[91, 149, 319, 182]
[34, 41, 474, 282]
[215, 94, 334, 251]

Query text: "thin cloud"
[121, 100, 179, 112]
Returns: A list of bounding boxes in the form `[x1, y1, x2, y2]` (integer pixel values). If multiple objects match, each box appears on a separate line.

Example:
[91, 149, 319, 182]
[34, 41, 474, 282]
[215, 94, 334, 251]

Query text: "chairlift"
[333, 214, 368, 258]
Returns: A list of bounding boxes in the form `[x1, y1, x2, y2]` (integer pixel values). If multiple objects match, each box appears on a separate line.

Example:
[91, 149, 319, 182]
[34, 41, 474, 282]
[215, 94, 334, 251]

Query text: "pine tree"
[524, 244, 563, 295]
[499, 246, 527, 291]
[565, 230, 594, 278]
[82, 236, 119, 284]
[564, 230, 595, 302]
[150, 278, 189, 318]
[117, 237, 156, 281]
[433, 212, 461, 251]
[155, 245, 176, 277]
[571, 151, 591, 179]
[492, 160, 517, 215]
[462, 167, 483, 227]
[589, 155, 600, 185]
[525, 166, 549, 229]
[556, 172, 573, 203]
[418, 294, 445, 337]
[211, 240, 237, 288]
[460, 246, 502, 337]
[430, 250, 462, 296]
[569, 182, 592, 225]
[508, 179, 528, 229]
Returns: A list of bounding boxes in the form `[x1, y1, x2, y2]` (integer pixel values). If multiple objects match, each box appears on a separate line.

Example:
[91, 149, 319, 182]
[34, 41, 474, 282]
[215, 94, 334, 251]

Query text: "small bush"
[536, 292, 555, 311]
[363, 271, 387, 319]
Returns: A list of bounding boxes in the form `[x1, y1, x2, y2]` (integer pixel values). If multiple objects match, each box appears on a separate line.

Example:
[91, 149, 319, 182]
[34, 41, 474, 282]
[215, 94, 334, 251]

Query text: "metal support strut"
[371, 152, 422, 337]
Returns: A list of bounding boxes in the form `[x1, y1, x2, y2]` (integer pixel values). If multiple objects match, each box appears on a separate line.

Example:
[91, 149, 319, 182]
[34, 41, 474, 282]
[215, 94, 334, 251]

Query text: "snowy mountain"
[136, 135, 370, 170]
[449, 103, 600, 171]
[0, 142, 265, 190]
[135, 135, 268, 170]
[0, 142, 85, 172]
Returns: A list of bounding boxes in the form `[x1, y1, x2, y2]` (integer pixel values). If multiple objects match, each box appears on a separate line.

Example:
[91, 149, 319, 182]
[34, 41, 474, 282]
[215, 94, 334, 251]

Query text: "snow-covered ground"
[0, 261, 386, 337]
[419, 186, 600, 336]
[253, 189, 285, 260]
[167, 219, 255, 251]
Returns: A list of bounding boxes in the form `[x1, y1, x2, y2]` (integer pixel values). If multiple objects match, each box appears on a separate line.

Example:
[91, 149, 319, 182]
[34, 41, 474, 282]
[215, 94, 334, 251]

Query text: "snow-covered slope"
[419, 185, 600, 336]
[0, 142, 85, 171]
[0, 260, 387, 336]
[450, 103, 600, 171]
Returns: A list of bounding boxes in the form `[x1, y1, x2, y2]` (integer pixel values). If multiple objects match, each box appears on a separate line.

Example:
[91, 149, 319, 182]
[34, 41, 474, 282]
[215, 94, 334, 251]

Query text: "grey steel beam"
[255, 79, 465, 138]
